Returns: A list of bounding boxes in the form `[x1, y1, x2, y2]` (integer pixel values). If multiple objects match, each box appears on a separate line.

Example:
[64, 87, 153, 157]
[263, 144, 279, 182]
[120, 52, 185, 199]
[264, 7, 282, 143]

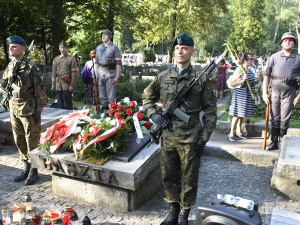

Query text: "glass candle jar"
[1, 207, 11, 225]
[61, 204, 75, 225]
[12, 211, 21, 224]
[31, 213, 40, 225]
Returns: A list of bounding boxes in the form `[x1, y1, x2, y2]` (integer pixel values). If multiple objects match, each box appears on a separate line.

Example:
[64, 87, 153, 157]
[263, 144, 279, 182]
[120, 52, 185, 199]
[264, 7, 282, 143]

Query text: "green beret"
[6, 35, 26, 46]
[173, 33, 194, 47]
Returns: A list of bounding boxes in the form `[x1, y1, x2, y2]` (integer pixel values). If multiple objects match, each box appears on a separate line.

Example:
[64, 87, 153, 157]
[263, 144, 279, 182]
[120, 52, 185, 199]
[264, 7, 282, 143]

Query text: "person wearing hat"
[0, 35, 48, 185]
[142, 33, 217, 225]
[94, 29, 122, 111]
[52, 40, 78, 110]
[262, 31, 300, 150]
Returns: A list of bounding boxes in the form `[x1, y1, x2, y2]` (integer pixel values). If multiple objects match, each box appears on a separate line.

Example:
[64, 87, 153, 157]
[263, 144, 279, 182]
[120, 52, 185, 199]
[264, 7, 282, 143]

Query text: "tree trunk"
[51, 0, 63, 61]
[107, 0, 115, 42]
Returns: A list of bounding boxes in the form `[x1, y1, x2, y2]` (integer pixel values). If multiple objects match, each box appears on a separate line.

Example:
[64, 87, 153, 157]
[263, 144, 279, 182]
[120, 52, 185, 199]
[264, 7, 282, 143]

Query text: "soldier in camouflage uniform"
[52, 40, 78, 110]
[142, 34, 217, 225]
[0, 35, 48, 185]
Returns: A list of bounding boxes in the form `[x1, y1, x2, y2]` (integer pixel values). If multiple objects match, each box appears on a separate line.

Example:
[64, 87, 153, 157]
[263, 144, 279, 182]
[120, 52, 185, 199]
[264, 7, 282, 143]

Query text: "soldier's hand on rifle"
[151, 113, 171, 129]
[33, 111, 41, 124]
[195, 139, 206, 157]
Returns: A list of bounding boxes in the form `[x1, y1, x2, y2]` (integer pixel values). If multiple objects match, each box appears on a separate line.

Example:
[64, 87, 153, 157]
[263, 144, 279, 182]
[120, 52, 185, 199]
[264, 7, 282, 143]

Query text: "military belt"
[271, 77, 297, 86]
[12, 92, 35, 98]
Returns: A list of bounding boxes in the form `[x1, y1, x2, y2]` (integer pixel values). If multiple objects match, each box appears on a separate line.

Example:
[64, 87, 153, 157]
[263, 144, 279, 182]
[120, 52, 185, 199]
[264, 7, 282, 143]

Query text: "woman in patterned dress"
[215, 59, 228, 99]
[228, 53, 256, 142]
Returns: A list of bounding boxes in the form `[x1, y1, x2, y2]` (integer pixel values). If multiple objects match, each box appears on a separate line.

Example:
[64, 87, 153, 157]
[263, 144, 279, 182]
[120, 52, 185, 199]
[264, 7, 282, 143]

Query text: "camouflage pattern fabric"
[0, 59, 48, 162]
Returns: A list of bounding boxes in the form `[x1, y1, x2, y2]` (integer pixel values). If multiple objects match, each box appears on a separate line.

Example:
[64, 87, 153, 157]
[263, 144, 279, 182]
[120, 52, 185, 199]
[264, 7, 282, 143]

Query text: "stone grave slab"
[270, 208, 300, 225]
[30, 141, 162, 212]
[0, 107, 72, 146]
[276, 136, 300, 180]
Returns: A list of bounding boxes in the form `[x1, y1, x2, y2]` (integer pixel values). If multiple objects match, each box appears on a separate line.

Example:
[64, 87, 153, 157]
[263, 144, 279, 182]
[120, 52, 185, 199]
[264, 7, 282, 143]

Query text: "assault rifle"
[0, 40, 35, 111]
[263, 94, 270, 150]
[149, 50, 228, 144]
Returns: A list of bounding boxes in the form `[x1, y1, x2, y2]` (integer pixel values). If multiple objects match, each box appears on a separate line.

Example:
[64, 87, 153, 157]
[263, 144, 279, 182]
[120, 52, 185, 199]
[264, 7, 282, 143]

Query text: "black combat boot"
[14, 160, 30, 182]
[24, 168, 39, 185]
[160, 202, 180, 225]
[178, 208, 191, 225]
[279, 128, 287, 141]
[266, 127, 280, 150]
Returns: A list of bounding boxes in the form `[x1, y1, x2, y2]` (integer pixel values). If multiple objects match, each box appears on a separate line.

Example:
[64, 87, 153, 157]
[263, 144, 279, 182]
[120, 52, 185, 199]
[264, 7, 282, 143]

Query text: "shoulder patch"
[164, 79, 175, 84]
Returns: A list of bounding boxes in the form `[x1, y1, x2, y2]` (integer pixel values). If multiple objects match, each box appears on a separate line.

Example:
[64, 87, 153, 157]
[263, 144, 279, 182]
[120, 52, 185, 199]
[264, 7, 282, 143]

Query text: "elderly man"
[94, 29, 122, 110]
[0, 35, 48, 185]
[142, 33, 217, 225]
[263, 32, 300, 150]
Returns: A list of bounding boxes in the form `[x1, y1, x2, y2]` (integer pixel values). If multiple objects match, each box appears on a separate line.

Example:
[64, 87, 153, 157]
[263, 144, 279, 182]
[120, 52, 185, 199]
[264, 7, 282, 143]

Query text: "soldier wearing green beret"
[142, 33, 217, 225]
[0, 35, 48, 185]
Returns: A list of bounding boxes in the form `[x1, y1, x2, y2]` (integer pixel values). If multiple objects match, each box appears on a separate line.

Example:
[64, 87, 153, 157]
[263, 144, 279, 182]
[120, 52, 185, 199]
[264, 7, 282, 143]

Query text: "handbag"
[226, 75, 241, 89]
[255, 93, 261, 105]
[60, 74, 71, 84]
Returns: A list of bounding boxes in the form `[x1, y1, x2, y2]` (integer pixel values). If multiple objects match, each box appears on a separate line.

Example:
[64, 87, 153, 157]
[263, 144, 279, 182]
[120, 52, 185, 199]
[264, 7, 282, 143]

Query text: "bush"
[142, 48, 156, 63]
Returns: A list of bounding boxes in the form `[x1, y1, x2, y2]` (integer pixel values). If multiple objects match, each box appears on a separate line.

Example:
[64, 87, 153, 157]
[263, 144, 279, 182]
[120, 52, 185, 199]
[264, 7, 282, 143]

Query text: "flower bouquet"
[38, 97, 156, 163]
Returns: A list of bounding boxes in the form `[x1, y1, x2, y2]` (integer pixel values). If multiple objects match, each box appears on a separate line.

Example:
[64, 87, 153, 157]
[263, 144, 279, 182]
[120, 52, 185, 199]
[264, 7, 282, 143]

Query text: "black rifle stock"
[0, 40, 35, 111]
[149, 50, 228, 144]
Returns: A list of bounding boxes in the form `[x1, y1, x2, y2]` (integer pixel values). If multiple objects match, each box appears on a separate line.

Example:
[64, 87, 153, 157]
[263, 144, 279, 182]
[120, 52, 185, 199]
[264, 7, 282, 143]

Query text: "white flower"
[123, 97, 130, 103]
[105, 117, 111, 123]
[72, 126, 82, 134]
[139, 106, 144, 111]
[110, 119, 117, 126]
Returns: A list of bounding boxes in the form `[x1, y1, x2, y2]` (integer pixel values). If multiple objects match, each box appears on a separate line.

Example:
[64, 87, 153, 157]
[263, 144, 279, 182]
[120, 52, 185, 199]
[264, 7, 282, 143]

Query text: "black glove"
[195, 139, 206, 157]
[33, 111, 41, 124]
[151, 113, 170, 129]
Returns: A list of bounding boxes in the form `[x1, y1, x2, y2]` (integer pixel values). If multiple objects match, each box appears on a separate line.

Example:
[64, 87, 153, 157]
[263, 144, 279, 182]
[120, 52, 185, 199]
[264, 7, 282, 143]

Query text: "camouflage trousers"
[160, 138, 201, 208]
[10, 114, 41, 163]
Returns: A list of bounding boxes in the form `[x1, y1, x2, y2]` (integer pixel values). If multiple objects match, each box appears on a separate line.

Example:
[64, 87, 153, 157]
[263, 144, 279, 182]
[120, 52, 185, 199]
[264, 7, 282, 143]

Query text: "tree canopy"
[1, 0, 300, 69]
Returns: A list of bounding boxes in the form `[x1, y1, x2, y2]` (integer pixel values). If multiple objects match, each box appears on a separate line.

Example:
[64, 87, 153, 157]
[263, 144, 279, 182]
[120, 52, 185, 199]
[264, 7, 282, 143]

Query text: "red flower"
[110, 102, 117, 108]
[89, 127, 101, 136]
[137, 111, 143, 120]
[144, 121, 151, 129]
[125, 108, 133, 116]
[117, 105, 123, 111]
[129, 101, 136, 107]
[108, 108, 115, 116]
[114, 112, 122, 119]
[88, 121, 96, 127]
[246, 119, 250, 125]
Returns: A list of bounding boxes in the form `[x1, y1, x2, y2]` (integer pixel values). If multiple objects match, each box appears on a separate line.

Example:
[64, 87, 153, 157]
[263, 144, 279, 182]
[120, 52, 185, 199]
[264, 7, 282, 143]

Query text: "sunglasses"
[246, 58, 253, 61]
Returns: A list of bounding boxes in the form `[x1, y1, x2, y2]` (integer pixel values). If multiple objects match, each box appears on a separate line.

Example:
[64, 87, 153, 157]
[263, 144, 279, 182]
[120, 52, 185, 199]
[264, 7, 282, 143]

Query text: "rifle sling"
[12, 92, 35, 98]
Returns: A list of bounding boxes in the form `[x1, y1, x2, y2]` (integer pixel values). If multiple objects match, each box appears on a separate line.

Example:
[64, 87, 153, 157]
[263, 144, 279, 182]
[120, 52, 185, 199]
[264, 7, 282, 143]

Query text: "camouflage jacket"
[142, 66, 217, 143]
[0, 59, 48, 116]
[52, 54, 78, 90]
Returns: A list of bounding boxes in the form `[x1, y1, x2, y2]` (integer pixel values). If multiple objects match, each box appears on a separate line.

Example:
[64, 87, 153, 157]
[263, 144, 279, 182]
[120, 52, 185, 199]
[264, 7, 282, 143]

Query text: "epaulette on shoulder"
[28, 61, 41, 72]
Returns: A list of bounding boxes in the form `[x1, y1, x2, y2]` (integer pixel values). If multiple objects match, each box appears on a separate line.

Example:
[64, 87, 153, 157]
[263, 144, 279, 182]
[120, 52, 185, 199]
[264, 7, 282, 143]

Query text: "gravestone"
[271, 135, 300, 201]
[30, 141, 161, 212]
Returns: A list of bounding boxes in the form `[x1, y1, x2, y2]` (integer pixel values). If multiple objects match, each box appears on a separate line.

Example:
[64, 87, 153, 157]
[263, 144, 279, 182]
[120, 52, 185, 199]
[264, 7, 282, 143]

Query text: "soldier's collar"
[175, 64, 192, 76]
